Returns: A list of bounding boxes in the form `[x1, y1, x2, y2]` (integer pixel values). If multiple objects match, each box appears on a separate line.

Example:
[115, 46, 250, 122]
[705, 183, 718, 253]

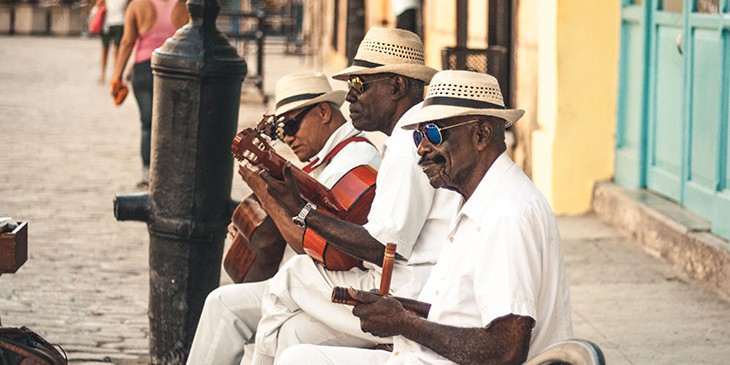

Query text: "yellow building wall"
[536, 0, 619, 214]
[531, 0, 558, 205]
[513, 0, 539, 178]
[324, 0, 619, 214]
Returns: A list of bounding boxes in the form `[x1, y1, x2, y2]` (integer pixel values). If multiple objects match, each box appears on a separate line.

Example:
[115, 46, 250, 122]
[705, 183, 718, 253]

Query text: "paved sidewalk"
[1, 36, 730, 365]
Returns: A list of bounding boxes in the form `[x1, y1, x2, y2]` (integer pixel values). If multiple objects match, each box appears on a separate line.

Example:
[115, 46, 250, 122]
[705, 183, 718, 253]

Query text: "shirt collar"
[384, 102, 423, 153]
[451, 151, 514, 229]
[394, 101, 423, 131]
[309, 121, 362, 165]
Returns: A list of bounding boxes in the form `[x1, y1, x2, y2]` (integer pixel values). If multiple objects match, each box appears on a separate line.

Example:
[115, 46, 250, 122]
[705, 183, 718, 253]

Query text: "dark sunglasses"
[412, 119, 481, 147]
[277, 103, 318, 139]
[347, 75, 392, 94]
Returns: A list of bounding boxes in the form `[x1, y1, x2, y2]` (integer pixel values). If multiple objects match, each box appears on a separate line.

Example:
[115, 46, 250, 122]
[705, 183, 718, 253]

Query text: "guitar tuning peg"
[243, 150, 258, 163]
[254, 139, 265, 149]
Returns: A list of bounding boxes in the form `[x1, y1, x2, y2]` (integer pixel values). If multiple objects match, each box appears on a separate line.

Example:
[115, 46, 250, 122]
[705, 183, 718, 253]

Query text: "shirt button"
[435, 290, 439, 296]
[477, 227, 481, 232]
[394, 351, 400, 356]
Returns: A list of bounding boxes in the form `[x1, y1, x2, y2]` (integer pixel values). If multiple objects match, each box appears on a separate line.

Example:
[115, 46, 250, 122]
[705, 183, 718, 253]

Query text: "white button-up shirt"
[307, 121, 381, 188]
[388, 152, 573, 364]
[363, 102, 462, 298]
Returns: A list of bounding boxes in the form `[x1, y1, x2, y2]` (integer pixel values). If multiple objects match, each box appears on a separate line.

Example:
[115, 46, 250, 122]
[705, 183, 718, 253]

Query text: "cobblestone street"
[0, 35, 274, 364]
[1, 36, 155, 364]
[2, 35, 730, 365]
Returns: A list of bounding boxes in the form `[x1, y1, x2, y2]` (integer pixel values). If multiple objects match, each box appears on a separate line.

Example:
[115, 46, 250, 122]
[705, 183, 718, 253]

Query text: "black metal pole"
[113, 0, 246, 361]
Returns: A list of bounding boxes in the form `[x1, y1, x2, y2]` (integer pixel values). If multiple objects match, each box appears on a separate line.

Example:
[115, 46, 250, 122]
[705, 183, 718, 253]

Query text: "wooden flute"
[331, 287, 431, 318]
[331, 243, 431, 318]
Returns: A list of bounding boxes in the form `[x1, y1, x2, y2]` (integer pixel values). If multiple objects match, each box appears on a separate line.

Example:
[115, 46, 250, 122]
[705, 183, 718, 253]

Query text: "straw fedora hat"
[403, 70, 525, 129]
[274, 72, 346, 116]
[332, 27, 437, 83]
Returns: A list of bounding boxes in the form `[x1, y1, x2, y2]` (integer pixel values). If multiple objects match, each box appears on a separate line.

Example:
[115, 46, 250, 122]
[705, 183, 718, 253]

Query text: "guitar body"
[224, 195, 286, 283]
[223, 232, 256, 283]
[302, 165, 377, 270]
[232, 128, 377, 271]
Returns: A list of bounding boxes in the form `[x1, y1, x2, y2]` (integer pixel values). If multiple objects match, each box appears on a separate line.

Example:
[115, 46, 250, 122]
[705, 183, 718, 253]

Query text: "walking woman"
[96, 0, 126, 83]
[110, 0, 188, 187]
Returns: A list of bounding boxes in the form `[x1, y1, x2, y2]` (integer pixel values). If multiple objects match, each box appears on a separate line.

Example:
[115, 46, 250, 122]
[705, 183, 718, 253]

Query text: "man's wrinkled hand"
[351, 288, 408, 338]
[238, 162, 267, 196]
[259, 161, 306, 216]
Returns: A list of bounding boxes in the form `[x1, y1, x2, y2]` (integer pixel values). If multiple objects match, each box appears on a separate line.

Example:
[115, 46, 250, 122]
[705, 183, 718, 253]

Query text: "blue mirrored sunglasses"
[412, 119, 481, 147]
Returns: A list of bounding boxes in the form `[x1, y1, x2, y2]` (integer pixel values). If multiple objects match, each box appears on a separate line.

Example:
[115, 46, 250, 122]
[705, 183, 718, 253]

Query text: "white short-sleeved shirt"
[362, 102, 463, 298]
[307, 121, 381, 189]
[388, 152, 573, 364]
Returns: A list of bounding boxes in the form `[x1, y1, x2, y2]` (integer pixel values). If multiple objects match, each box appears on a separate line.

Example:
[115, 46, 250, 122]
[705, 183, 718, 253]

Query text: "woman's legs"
[131, 60, 153, 185]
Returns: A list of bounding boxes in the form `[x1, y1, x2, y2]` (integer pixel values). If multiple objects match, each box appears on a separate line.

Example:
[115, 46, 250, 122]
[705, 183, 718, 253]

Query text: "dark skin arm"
[259, 162, 386, 265]
[349, 289, 534, 365]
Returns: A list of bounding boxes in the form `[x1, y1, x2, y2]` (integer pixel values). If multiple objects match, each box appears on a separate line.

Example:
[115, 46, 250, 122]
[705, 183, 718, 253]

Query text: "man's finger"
[282, 161, 295, 186]
[349, 287, 380, 304]
[259, 170, 276, 185]
[239, 163, 260, 177]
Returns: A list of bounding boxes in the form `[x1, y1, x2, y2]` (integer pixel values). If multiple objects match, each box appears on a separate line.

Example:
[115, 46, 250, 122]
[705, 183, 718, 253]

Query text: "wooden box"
[0, 221, 28, 274]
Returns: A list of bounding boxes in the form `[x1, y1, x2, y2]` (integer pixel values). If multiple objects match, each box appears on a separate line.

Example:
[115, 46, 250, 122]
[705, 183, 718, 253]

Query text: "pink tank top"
[134, 0, 179, 63]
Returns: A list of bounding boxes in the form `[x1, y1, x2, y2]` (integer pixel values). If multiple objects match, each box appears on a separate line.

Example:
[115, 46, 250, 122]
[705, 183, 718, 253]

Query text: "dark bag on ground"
[0, 326, 67, 365]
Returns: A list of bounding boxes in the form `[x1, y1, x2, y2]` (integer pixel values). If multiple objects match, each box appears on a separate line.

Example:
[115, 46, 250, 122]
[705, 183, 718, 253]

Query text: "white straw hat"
[403, 70, 525, 129]
[274, 72, 346, 116]
[332, 27, 437, 83]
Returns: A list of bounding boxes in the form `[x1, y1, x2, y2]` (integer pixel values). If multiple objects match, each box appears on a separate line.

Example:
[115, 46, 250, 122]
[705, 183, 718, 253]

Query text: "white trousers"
[277, 344, 391, 365]
[252, 255, 391, 365]
[186, 281, 267, 365]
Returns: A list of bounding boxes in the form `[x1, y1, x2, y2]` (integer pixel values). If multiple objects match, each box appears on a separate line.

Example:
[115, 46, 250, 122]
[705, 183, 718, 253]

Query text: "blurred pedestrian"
[110, 0, 188, 187]
[97, 0, 126, 83]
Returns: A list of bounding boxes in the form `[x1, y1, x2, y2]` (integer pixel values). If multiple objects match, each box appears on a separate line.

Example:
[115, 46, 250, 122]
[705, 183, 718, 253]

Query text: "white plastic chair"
[523, 339, 606, 365]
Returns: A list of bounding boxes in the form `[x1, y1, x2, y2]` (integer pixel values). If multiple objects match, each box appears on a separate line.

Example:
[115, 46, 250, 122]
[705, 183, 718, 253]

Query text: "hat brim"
[332, 64, 438, 83]
[402, 105, 525, 130]
[274, 90, 346, 116]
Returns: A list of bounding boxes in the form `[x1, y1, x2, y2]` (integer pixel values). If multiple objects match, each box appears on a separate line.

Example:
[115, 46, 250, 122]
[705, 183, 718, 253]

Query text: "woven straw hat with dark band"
[403, 70, 525, 129]
[333, 27, 438, 83]
[274, 72, 346, 116]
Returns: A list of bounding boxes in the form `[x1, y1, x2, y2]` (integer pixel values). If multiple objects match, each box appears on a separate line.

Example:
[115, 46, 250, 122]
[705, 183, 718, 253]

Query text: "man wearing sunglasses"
[250, 27, 462, 365]
[276, 71, 573, 365]
[186, 72, 381, 365]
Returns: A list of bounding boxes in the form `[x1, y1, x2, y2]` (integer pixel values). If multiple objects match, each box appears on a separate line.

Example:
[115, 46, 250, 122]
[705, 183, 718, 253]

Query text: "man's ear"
[318, 102, 333, 124]
[391, 75, 408, 100]
[475, 121, 492, 152]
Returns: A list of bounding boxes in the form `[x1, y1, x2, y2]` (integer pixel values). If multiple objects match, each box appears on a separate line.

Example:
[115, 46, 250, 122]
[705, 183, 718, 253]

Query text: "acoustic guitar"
[231, 127, 377, 271]
[223, 195, 286, 283]
[224, 115, 289, 283]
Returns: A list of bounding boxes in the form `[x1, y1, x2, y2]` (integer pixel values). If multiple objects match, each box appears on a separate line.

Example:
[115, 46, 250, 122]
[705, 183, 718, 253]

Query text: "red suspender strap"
[302, 136, 374, 173]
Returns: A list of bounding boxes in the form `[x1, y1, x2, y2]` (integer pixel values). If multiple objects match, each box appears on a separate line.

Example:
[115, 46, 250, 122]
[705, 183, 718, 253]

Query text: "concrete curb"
[592, 181, 730, 298]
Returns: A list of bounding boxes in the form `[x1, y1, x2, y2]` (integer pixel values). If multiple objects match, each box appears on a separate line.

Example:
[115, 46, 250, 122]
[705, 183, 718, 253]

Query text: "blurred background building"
[2, 0, 727, 279]
[310, 0, 730, 247]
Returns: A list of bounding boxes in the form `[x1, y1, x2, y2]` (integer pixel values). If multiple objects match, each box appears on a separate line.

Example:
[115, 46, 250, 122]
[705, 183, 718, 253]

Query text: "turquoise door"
[646, 0, 684, 201]
[615, 0, 730, 239]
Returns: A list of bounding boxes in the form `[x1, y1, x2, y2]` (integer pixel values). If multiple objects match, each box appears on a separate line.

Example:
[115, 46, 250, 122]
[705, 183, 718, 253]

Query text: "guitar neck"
[260, 150, 345, 214]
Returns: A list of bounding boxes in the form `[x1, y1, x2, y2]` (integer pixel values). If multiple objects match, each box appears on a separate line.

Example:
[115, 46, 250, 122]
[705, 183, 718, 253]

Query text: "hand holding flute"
[331, 243, 431, 318]
[331, 287, 431, 318]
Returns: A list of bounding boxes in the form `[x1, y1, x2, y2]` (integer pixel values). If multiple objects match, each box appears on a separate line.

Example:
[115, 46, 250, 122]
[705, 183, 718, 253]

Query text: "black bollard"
[112, 0, 246, 362]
